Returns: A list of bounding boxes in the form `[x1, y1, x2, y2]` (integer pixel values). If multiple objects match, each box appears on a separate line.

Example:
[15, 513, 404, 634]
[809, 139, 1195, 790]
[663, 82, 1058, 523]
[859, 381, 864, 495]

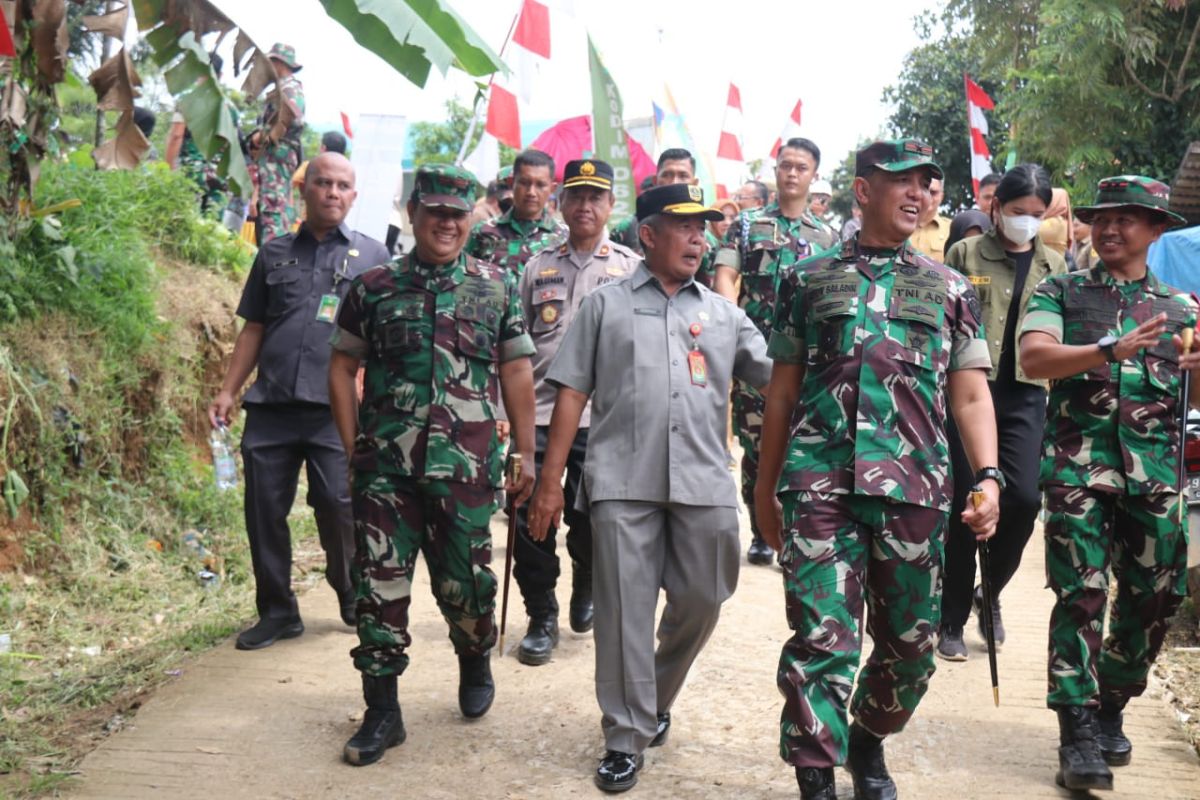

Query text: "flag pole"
[456, 8, 521, 166]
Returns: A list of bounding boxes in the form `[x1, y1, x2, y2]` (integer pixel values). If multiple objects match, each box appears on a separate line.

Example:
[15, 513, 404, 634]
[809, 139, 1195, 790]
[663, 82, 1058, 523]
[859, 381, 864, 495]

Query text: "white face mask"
[999, 213, 1041, 245]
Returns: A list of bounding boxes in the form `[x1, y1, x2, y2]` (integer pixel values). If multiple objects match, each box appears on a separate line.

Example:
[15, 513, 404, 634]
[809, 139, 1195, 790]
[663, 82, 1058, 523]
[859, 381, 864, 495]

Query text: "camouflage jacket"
[1020, 265, 1198, 495]
[715, 203, 836, 339]
[259, 74, 305, 164]
[330, 252, 535, 488]
[466, 209, 566, 276]
[609, 214, 719, 286]
[768, 236, 992, 511]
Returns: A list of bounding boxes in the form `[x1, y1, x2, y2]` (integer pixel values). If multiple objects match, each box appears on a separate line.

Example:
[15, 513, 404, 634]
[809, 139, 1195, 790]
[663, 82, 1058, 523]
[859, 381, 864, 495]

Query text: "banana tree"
[0, 0, 504, 213]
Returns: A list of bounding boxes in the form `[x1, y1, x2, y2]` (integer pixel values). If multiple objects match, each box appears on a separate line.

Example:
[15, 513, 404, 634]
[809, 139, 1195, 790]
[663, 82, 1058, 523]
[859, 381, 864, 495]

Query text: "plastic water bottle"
[210, 424, 238, 491]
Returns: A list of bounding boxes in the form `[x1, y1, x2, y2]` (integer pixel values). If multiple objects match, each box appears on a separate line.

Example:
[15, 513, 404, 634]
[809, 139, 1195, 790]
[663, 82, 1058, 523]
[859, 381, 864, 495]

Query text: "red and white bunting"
[964, 74, 995, 199]
[468, 0, 553, 182]
[769, 99, 803, 159]
[715, 83, 744, 199]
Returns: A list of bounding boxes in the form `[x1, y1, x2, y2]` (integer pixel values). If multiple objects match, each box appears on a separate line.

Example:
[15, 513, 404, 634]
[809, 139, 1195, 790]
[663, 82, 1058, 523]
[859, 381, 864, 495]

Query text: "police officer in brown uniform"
[512, 159, 640, 665]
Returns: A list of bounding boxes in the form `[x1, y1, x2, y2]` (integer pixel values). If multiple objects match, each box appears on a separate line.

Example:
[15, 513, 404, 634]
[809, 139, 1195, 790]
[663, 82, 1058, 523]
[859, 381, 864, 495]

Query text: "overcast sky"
[207, 0, 936, 174]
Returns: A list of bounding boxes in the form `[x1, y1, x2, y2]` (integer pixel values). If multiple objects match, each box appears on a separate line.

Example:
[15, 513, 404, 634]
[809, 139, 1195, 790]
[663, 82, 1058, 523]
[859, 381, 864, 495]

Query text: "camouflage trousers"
[732, 384, 764, 538]
[349, 475, 498, 677]
[1045, 486, 1187, 708]
[256, 147, 299, 245]
[777, 491, 946, 767]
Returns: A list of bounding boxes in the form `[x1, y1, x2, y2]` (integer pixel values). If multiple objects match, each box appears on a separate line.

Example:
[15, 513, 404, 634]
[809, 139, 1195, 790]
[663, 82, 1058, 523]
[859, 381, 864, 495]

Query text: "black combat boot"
[569, 562, 594, 633]
[796, 766, 837, 800]
[845, 723, 898, 800]
[517, 592, 559, 666]
[1096, 698, 1132, 767]
[343, 674, 405, 766]
[458, 652, 495, 719]
[1056, 706, 1114, 791]
[747, 536, 775, 566]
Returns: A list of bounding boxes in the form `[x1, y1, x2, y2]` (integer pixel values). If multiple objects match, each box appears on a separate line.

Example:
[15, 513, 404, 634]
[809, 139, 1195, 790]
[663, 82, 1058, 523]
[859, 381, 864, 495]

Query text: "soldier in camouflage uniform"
[466, 150, 565, 275]
[715, 136, 838, 566]
[255, 43, 306, 245]
[754, 140, 1001, 800]
[328, 164, 537, 767]
[609, 148, 723, 288]
[1018, 175, 1197, 793]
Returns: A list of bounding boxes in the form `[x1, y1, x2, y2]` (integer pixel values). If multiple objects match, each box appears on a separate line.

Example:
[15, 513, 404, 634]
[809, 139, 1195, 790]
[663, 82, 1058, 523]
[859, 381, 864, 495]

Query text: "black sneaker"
[235, 617, 304, 650]
[973, 585, 1005, 647]
[595, 750, 643, 793]
[936, 624, 968, 662]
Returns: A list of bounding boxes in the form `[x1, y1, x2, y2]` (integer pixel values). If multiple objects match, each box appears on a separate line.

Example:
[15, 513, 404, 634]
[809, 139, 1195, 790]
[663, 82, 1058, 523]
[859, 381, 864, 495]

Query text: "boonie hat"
[267, 43, 302, 72]
[855, 139, 943, 180]
[413, 164, 478, 212]
[810, 179, 833, 196]
[636, 184, 723, 222]
[1075, 175, 1186, 227]
[562, 159, 614, 191]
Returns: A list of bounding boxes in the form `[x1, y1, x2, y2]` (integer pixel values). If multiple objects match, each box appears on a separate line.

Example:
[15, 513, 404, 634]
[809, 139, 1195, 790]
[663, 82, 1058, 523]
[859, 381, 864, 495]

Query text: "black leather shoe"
[846, 724, 898, 800]
[458, 653, 495, 719]
[796, 766, 837, 800]
[569, 563, 594, 633]
[1097, 701, 1132, 766]
[517, 614, 559, 666]
[649, 712, 670, 747]
[235, 616, 304, 650]
[1055, 706, 1114, 791]
[747, 537, 775, 566]
[595, 750, 643, 793]
[338, 590, 357, 627]
[343, 674, 405, 766]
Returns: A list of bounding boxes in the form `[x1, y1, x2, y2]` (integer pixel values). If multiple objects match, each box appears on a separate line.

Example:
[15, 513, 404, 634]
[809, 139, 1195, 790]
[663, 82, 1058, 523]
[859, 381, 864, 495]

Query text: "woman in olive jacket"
[937, 164, 1068, 661]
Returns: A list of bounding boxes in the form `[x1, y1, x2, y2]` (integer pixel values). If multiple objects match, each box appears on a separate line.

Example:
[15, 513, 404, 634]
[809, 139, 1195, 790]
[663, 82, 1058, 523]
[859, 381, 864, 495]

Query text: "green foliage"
[409, 98, 518, 172]
[884, 18, 1008, 211]
[316, 0, 505, 86]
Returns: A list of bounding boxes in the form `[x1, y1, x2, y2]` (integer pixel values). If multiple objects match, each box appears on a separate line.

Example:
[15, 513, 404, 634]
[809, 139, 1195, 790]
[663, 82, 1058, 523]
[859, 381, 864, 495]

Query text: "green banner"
[588, 36, 636, 219]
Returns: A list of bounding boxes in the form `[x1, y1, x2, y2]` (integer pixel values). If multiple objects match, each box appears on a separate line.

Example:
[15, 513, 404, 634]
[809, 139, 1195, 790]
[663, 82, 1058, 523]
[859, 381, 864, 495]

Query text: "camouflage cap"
[1075, 175, 1186, 227]
[413, 164, 478, 212]
[636, 183, 723, 222]
[496, 165, 514, 189]
[267, 43, 302, 72]
[855, 138, 943, 180]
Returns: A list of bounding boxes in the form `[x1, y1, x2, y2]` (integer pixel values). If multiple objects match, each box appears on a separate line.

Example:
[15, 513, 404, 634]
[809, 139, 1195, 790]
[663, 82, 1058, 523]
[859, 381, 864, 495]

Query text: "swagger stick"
[971, 488, 1000, 707]
[1180, 328, 1194, 526]
[498, 453, 523, 657]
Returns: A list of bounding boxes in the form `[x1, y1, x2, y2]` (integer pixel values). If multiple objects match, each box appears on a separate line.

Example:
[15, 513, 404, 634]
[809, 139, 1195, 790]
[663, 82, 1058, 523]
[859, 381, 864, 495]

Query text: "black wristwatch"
[1097, 334, 1119, 363]
[975, 467, 1007, 491]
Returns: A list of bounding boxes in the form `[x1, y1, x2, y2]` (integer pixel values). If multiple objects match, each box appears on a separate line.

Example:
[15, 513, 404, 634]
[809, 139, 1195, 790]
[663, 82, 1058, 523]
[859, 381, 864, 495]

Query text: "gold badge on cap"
[541, 305, 559, 324]
[580, 161, 596, 176]
[687, 186, 702, 202]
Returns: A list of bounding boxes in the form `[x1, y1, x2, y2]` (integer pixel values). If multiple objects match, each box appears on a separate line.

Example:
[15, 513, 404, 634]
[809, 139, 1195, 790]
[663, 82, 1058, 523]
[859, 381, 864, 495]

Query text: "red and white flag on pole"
[769, 99, 803, 159]
[715, 83, 744, 199]
[466, 0, 552, 182]
[964, 75, 995, 199]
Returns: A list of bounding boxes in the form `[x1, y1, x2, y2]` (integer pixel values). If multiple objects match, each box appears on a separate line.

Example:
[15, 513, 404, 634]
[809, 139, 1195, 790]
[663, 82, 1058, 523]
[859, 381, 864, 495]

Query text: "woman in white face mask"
[936, 164, 1068, 663]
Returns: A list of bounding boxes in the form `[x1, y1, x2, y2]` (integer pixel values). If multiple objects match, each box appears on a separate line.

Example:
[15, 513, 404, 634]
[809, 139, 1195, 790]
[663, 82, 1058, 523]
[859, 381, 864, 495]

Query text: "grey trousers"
[591, 500, 740, 754]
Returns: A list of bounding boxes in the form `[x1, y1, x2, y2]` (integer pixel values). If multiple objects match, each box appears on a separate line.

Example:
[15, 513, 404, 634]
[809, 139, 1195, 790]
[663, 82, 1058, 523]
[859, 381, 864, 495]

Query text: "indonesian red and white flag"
[715, 83, 744, 200]
[769, 99, 803, 159]
[467, 0, 553, 182]
[964, 75, 995, 199]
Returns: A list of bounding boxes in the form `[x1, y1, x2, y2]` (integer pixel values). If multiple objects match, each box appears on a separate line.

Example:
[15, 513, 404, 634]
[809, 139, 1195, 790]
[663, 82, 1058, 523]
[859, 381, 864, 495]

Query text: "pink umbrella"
[529, 115, 655, 187]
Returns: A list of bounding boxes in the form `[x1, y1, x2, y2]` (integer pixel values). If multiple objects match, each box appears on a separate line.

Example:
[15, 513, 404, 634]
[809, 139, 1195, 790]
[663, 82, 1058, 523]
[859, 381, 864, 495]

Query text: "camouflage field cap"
[496, 165, 514, 189]
[636, 183, 723, 222]
[267, 43, 302, 72]
[1075, 175, 1186, 227]
[413, 164, 478, 211]
[562, 159, 614, 191]
[855, 138, 944, 180]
